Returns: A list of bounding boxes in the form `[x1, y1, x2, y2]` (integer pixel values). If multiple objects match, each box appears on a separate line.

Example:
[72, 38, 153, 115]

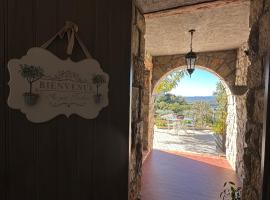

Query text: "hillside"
[184, 96, 217, 106]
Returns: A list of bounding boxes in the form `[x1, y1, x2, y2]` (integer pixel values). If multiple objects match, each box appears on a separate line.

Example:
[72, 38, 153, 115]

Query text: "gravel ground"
[153, 127, 225, 156]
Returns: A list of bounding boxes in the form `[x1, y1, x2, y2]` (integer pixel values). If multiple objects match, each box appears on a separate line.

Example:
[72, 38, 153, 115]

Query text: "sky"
[169, 69, 220, 97]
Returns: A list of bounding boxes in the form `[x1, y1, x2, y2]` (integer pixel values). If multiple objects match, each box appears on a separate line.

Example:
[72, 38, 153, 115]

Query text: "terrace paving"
[141, 128, 239, 200]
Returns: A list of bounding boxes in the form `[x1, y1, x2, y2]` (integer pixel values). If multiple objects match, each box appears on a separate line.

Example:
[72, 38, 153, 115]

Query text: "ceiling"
[136, 0, 216, 13]
[143, 0, 250, 56]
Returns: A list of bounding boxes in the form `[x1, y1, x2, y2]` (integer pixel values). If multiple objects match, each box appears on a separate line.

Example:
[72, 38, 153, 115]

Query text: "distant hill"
[184, 96, 217, 106]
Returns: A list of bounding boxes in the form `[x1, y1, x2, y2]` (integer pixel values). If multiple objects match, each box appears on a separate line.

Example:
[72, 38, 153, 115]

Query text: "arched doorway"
[129, 0, 268, 199]
[143, 50, 246, 176]
[142, 66, 242, 200]
[152, 66, 233, 156]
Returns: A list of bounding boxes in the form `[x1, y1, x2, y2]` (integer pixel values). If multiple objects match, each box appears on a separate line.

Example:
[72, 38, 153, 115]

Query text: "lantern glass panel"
[186, 56, 196, 69]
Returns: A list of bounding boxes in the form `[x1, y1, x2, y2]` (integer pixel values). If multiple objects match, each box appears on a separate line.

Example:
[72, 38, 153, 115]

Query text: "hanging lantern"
[185, 29, 197, 77]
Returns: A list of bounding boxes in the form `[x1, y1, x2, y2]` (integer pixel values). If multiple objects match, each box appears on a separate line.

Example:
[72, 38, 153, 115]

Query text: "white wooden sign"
[7, 47, 109, 123]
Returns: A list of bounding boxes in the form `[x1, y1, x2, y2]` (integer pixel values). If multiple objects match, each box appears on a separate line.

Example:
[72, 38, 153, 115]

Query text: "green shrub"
[184, 120, 192, 124]
[155, 118, 167, 129]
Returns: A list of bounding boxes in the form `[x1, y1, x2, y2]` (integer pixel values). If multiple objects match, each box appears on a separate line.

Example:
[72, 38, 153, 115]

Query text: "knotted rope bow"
[59, 21, 78, 55]
[41, 21, 92, 58]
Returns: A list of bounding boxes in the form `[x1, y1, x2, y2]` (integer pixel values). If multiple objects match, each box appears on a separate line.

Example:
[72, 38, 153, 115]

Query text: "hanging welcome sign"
[7, 22, 109, 123]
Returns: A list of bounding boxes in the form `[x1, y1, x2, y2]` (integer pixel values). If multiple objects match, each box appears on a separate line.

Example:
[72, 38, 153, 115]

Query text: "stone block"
[252, 89, 264, 123]
[209, 58, 224, 70]
[249, 0, 264, 25]
[242, 1, 269, 197]
[217, 65, 234, 78]
[259, 11, 270, 55]
[247, 58, 263, 88]
[132, 28, 140, 56]
[132, 87, 140, 121]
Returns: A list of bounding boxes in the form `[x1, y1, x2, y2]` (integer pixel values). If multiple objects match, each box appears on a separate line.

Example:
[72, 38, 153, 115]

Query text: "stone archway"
[143, 49, 248, 182]
[130, 0, 267, 199]
[152, 50, 237, 93]
[153, 65, 232, 97]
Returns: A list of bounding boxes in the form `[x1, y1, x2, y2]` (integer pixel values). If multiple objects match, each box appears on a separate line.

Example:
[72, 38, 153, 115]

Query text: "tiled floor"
[141, 150, 239, 200]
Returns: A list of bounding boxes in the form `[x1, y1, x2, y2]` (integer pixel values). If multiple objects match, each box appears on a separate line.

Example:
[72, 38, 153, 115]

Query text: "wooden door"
[0, 0, 132, 200]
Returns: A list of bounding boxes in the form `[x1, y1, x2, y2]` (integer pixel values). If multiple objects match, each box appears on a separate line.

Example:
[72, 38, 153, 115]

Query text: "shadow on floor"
[142, 150, 240, 200]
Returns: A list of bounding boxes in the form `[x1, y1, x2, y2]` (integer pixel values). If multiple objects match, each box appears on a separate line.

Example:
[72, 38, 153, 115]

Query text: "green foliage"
[191, 101, 213, 128]
[213, 82, 228, 134]
[213, 114, 227, 134]
[155, 116, 167, 129]
[20, 64, 44, 94]
[156, 93, 186, 104]
[220, 182, 241, 200]
[155, 94, 187, 115]
[214, 82, 227, 107]
[155, 109, 173, 116]
[169, 103, 185, 115]
[155, 71, 185, 94]
[154, 93, 215, 129]
[184, 120, 192, 124]
[92, 74, 106, 86]
[20, 64, 44, 83]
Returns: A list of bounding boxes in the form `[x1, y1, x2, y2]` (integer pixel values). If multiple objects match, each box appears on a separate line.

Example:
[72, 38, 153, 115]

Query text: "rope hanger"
[41, 21, 93, 59]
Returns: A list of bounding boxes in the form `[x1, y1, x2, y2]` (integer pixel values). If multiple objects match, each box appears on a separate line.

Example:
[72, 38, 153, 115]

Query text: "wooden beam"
[145, 0, 249, 19]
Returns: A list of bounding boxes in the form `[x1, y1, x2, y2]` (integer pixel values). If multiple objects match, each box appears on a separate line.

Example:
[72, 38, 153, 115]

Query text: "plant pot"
[94, 94, 102, 104]
[23, 93, 39, 105]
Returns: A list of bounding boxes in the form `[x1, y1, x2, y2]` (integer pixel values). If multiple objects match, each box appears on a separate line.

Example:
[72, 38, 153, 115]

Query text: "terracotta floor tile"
[141, 150, 240, 200]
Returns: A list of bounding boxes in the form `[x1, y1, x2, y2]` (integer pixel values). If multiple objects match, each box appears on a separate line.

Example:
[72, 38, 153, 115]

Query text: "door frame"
[261, 51, 270, 200]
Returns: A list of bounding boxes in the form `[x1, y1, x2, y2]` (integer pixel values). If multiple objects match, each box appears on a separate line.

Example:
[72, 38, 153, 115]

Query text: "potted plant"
[220, 181, 241, 200]
[92, 74, 106, 104]
[19, 64, 44, 105]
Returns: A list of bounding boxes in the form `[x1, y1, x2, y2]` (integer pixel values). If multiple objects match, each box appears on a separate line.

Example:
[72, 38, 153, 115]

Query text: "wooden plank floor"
[141, 150, 239, 200]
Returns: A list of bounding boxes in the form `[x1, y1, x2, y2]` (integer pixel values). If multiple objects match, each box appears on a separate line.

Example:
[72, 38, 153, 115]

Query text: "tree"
[191, 101, 213, 128]
[168, 102, 185, 115]
[92, 74, 106, 95]
[20, 64, 44, 94]
[155, 93, 188, 115]
[154, 71, 185, 94]
[213, 82, 228, 134]
[92, 74, 106, 103]
[155, 93, 186, 104]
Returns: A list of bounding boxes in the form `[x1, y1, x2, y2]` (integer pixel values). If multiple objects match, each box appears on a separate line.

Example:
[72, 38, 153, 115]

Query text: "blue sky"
[169, 69, 220, 97]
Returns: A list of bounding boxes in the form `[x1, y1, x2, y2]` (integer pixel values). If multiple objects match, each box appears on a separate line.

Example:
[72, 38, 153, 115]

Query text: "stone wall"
[151, 50, 237, 92]
[225, 93, 237, 170]
[129, 5, 146, 200]
[150, 48, 249, 183]
[131, 1, 270, 199]
[242, 0, 270, 199]
[226, 43, 249, 182]
[235, 43, 249, 182]
[142, 52, 153, 153]
[235, 92, 247, 182]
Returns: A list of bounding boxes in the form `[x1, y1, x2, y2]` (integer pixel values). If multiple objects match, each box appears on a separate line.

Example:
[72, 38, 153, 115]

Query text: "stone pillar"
[142, 71, 151, 151]
[129, 4, 146, 200]
[241, 0, 270, 199]
[142, 52, 153, 154]
[226, 94, 237, 170]
[225, 43, 249, 182]
[148, 94, 155, 152]
[235, 43, 249, 182]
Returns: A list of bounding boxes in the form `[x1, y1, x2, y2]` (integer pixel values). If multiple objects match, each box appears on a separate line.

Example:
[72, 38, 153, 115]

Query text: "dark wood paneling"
[0, 0, 7, 199]
[0, 0, 132, 200]
[34, 2, 59, 200]
[7, 1, 36, 199]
